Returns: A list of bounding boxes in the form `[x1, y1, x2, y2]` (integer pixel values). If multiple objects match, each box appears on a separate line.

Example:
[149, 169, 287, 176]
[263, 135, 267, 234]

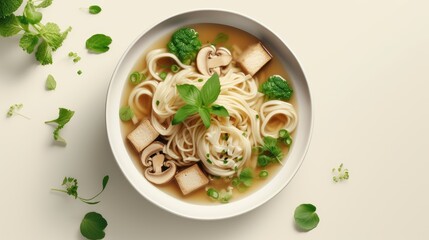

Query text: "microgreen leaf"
[119, 106, 134, 121]
[210, 105, 229, 117]
[294, 204, 320, 231]
[0, 0, 23, 18]
[19, 32, 39, 53]
[0, 14, 22, 37]
[52, 175, 109, 204]
[35, 0, 53, 8]
[86, 34, 112, 53]
[80, 212, 108, 240]
[89, 5, 102, 14]
[23, 1, 42, 24]
[45, 108, 74, 144]
[200, 73, 221, 105]
[198, 107, 211, 128]
[176, 84, 201, 106]
[260, 75, 293, 101]
[172, 104, 199, 125]
[45, 74, 56, 90]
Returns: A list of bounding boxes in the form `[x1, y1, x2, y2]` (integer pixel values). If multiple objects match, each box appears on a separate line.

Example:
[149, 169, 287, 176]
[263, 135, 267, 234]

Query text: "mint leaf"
[210, 105, 229, 117]
[23, 1, 42, 24]
[0, 0, 23, 18]
[0, 14, 22, 37]
[80, 212, 108, 240]
[172, 104, 199, 125]
[40, 22, 63, 50]
[198, 107, 211, 128]
[89, 5, 102, 14]
[35, 0, 53, 8]
[45, 74, 56, 90]
[35, 40, 52, 65]
[200, 73, 220, 105]
[176, 84, 201, 106]
[19, 33, 39, 53]
[294, 204, 320, 231]
[86, 34, 112, 53]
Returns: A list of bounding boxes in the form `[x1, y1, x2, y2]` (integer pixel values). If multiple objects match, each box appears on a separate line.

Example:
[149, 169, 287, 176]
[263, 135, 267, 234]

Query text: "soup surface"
[120, 23, 297, 204]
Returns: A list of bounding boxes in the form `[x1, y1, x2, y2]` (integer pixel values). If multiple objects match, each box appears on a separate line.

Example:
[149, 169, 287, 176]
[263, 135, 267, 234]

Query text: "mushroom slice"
[196, 45, 232, 76]
[141, 141, 177, 185]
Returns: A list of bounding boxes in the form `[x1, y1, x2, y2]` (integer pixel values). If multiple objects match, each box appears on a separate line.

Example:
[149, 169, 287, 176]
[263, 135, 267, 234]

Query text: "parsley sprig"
[0, 0, 71, 65]
[172, 73, 229, 128]
[52, 175, 109, 205]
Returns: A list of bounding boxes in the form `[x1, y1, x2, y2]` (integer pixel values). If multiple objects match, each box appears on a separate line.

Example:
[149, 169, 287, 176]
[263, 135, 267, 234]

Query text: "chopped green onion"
[156, 100, 160, 106]
[159, 71, 167, 80]
[119, 106, 134, 121]
[207, 188, 219, 199]
[198, 79, 203, 82]
[259, 170, 269, 178]
[77, 70, 82, 75]
[129, 71, 143, 85]
[231, 177, 240, 187]
[170, 64, 180, 73]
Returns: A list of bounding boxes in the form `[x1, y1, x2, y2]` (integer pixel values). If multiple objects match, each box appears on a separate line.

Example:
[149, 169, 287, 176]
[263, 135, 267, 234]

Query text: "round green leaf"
[294, 203, 320, 231]
[80, 212, 107, 240]
[0, 0, 23, 17]
[89, 5, 101, 14]
[86, 34, 112, 53]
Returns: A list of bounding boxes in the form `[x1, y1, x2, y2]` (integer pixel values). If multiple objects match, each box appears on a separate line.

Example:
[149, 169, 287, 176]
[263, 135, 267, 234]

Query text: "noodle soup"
[120, 23, 297, 204]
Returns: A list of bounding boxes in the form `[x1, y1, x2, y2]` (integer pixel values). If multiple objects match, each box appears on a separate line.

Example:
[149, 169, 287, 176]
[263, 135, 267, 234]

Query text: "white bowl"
[106, 9, 313, 220]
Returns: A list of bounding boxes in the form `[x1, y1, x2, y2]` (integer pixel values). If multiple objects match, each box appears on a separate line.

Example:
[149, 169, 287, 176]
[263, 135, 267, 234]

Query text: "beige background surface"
[1, 0, 428, 239]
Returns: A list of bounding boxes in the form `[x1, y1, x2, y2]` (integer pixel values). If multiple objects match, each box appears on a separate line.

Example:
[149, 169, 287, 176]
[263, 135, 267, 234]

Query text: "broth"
[120, 23, 296, 204]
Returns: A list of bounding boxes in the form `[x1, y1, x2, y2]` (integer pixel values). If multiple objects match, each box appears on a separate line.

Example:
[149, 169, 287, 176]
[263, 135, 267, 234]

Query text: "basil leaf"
[176, 84, 201, 106]
[198, 107, 211, 128]
[23, 1, 42, 24]
[19, 33, 39, 53]
[172, 104, 198, 125]
[200, 73, 221, 105]
[294, 204, 320, 231]
[0, 0, 23, 18]
[80, 212, 108, 240]
[86, 34, 112, 53]
[45, 74, 56, 90]
[0, 14, 22, 37]
[89, 5, 102, 14]
[210, 104, 229, 117]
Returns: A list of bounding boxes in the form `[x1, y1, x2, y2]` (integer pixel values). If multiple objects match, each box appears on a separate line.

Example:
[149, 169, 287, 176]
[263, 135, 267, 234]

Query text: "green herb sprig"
[260, 75, 293, 101]
[52, 175, 109, 205]
[44, 108, 74, 144]
[172, 73, 229, 128]
[7, 103, 30, 119]
[80, 212, 108, 240]
[231, 167, 253, 191]
[0, 0, 71, 65]
[294, 203, 320, 231]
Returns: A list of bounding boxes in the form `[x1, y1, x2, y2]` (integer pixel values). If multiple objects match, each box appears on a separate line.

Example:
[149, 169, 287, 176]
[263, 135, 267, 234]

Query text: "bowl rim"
[105, 8, 314, 220]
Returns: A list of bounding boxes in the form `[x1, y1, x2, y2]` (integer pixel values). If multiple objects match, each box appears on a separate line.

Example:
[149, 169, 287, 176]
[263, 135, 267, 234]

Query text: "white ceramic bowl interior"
[106, 9, 312, 220]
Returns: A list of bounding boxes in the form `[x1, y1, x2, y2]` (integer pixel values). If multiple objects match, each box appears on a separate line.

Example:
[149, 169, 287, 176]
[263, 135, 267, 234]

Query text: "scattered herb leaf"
[44, 108, 74, 144]
[77, 70, 82, 75]
[68, 52, 81, 62]
[45, 74, 56, 90]
[294, 203, 320, 231]
[0, 0, 23, 18]
[7, 103, 30, 119]
[80, 212, 108, 240]
[86, 34, 112, 53]
[88, 5, 101, 14]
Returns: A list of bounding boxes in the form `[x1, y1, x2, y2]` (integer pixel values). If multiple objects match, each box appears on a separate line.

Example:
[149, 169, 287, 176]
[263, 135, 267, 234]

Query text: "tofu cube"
[237, 42, 272, 76]
[175, 164, 209, 195]
[127, 119, 159, 152]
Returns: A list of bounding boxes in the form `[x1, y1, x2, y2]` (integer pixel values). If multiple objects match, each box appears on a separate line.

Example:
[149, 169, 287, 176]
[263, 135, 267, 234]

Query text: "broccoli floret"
[260, 75, 293, 100]
[167, 28, 202, 65]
